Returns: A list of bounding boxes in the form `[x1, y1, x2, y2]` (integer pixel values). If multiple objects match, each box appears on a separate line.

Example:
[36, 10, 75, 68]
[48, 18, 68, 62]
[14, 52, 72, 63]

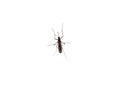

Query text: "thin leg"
[52, 28, 57, 40]
[53, 44, 58, 56]
[61, 23, 64, 38]
[48, 42, 57, 46]
[62, 42, 70, 45]
[53, 46, 57, 56]
[57, 32, 59, 37]
[62, 47, 67, 60]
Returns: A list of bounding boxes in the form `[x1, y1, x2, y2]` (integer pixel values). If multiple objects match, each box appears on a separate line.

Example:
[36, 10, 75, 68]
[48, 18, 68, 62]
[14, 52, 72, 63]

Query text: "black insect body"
[58, 36, 62, 53]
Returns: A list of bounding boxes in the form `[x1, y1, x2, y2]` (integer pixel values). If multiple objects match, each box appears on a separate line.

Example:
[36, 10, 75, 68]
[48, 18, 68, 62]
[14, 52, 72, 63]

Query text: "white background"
[0, 0, 120, 90]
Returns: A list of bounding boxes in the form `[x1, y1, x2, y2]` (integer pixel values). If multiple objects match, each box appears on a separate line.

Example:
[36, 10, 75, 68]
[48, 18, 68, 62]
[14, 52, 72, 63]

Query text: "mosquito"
[51, 23, 66, 54]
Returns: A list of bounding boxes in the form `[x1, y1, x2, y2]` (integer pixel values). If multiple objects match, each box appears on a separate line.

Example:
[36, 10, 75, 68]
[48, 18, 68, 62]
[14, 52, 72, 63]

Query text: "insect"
[51, 23, 66, 54]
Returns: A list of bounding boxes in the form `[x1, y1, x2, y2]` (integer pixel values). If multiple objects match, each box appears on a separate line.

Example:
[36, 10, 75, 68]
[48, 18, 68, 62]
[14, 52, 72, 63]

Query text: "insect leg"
[57, 32, 59, 37]
[53, 43, 58, 55]
[61, 23, 64, 38]
[48, 42, 57, 46]
[62, 46, 67, 59]
[52, 28, 57, 40]
[62, 41, 70, 45]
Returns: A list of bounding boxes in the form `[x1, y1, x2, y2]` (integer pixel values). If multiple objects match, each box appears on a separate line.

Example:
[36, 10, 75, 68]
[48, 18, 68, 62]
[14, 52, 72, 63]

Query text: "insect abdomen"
[58, 37, 62, 53]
